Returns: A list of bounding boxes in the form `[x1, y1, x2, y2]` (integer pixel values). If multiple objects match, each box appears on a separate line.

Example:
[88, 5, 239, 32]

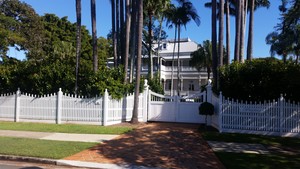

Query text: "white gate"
[148, 91, 207, 123]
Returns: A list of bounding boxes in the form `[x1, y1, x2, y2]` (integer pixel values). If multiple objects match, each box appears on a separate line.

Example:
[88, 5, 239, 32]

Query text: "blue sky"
[9, 0, 282, 60]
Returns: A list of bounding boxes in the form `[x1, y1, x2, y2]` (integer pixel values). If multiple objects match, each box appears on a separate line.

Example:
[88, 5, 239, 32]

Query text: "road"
[0, 160, 88, 169]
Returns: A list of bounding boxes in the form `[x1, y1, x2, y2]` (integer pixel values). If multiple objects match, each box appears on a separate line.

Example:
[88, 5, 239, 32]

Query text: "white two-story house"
[143, 38, 209, 96]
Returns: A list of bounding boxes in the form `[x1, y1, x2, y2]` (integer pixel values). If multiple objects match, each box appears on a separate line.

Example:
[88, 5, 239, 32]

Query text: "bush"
[199, 102, 214, 126]
[219, 58, 300, 101]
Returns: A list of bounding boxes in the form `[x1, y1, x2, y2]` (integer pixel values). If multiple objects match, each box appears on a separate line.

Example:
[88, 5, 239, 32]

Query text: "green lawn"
[199, 127, 300, 169]
[0, 121, 133, 134]
[0, 136, 97, 159]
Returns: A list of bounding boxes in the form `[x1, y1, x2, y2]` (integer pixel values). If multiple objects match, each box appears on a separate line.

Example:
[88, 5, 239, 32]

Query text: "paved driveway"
[65, 123, 225, 169]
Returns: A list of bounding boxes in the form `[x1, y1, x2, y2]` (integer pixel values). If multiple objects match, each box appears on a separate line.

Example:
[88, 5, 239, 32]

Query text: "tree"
[246, 0, 270, 61]
[234, 0, 241, 62]
[190, 40, 212, 80]
[110, 0, 117, 67]
[239, 0, 245, 62]
[131, 0, 143, 124]
[123, 0, 131, 83]
[219, 0, 224, 67]
[212, 0, 218, 87]
[91, 0, 98, 72]
[225, 0, 231, 64]
[75, 0, 82, 94]
[165, 0, 200, 96]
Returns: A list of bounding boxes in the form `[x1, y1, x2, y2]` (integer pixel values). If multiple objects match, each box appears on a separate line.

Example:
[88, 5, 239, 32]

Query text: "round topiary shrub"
[199, 102, 214, 126]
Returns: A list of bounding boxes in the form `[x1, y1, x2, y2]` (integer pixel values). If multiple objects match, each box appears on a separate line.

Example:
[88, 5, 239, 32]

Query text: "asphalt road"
[0, 160, 87, 169]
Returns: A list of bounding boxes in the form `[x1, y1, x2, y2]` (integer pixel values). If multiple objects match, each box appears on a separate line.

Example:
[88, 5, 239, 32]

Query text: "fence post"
[142, 80, 149, 122]
[103, 89, 109, 126]
[56, 88, 63, 124]
[206, 79, 212, 103]
[218, 91, 223, 133]
[14, 88, 21, 122]
[279, 94, 284, 136]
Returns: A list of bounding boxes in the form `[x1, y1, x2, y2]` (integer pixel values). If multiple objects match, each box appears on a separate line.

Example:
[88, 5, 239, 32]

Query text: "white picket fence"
[212, 93, 300, 137]
[0, 88, 146, 126]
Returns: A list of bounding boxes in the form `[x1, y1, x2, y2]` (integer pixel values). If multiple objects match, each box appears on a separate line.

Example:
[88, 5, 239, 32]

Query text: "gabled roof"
[153, 38, 198, 55]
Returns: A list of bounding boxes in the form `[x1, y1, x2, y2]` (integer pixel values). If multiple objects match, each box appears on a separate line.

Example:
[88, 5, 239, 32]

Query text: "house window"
[189, 81, 194, 91]
[163, 43, 167, 49]
[168, 81, 171, 90]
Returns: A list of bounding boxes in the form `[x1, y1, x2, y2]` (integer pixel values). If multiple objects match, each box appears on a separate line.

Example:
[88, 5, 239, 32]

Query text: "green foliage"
[219, 58, 300, 101]
[199, 102, 214, 116]
[148, 73, 164, 94]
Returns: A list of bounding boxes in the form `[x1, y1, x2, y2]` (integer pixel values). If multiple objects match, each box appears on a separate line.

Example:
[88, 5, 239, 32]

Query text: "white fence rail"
[216, 93, 300, 137]
[0, 88, 147, 126]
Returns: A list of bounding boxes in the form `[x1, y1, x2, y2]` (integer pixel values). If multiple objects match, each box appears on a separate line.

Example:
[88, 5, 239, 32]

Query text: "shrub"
[199, 102, 214, 126]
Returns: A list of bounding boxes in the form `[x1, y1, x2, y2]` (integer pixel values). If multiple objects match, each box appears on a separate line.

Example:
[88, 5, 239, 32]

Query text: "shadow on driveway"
[65, 123, 225, 169]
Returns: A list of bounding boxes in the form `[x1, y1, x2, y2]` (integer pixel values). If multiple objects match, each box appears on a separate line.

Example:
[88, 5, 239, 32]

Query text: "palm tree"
[212, 0, 217, 86]
[91, 0, 98, 72]
[190, 40, 212, 80]
[234, 0, 241, 62]
[246, 0, 270, 60]
[123, 0, 131, 83]
[239, 0, 245, 62]
[131, 0, 143, 124]
[120, 0, 125, 65]
[225, 0, 232, 64]
[116, 0, 120, 64]
[75, 0, 81, 94]
[219, 0, 224, 66]
[110, 0, 117, 67]
[166, 0, 200, 96]
[144, 0, 171, 80]
[129, 0, 137, 83]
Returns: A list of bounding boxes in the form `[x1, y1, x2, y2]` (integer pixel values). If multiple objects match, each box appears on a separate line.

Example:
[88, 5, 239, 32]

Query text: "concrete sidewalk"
[0, 130, 119, 143]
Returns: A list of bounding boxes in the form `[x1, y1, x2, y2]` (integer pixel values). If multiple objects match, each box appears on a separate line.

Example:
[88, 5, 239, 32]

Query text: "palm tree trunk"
[225, 0, 230, 64]
[148, 11, 153, 80]
[131, 0, 143, 124]
[75, 0, 81, 94]
[123, 0, 131, 83]
[177, 25, 181, 96]
[171, 25, 177, 96]
[239, 0, 245, 62]
[157, 16, 164, 81]
[120, 0, 125, 65]
[111, 0, 117, 67]
[247, 0, 254, 60]
[116, 0, 120, 65]
[129, 0, 137, 83]
[219, 0, 224, 66]
[91, 0, 98, 72]
[234, 0, 241, 62]
[212, 0, 218, 86]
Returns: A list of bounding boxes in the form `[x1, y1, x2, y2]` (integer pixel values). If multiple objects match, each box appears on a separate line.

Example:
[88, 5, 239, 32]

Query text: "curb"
[0, 154, 56, 165]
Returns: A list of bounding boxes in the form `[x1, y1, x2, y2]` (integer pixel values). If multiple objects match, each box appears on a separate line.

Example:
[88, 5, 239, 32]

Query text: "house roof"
[153, 38, 198, 58]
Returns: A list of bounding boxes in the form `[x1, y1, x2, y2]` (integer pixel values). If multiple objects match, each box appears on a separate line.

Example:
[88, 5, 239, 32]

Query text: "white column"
[206, 80, 212, 103]
[143, 80, 149, 122]
[56, 88, 63, 124]
[218, 91, 223, 133]
[103, 89, 109, 126]
[14, 88, 21, 122]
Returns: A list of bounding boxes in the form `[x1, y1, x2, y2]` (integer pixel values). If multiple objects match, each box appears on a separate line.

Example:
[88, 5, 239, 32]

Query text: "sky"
[8, 0, 282, 60]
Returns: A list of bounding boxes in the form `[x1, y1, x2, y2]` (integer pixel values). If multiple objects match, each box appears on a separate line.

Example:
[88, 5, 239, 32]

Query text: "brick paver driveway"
[65, 123, 225, 169]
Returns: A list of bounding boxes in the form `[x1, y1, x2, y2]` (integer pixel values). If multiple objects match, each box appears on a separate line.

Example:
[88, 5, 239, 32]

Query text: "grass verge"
[0, 136, 97, 159]
[199, 126, 300, 169]
[216, 152, 300, 169]
[0, 121, 133, 134]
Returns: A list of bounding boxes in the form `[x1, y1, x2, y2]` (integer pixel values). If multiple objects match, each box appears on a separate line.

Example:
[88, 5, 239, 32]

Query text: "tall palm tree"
[212, 0, 217, 86]
[219, 0, 224, 66]
[225, 0, 230, 64]
[75, 0, 81, 94]
[144, 0, 170, 80]
[239, 0, 245, 62]
[111, 0, 117, 67]
[131, 0, 143, 124]
[234, 0, 241, 62]
[190, 40, 212, 80]
[166, 0, 200, 96]
[116, 0, 120, 64]
[91, 0, 98, 72]
[246, 0, 270, 60]
[129, 0, 137, 83]
[120, 0, 125, 65]
[123, 0, 131, 83]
